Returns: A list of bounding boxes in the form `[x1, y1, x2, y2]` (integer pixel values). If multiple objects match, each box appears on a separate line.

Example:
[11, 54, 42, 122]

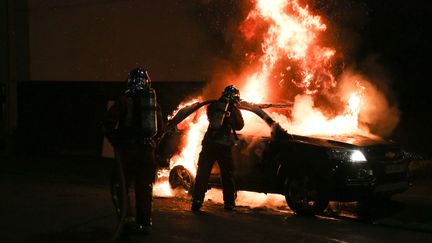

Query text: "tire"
[284, 175, 329, 215]
[169, 165, 195, 193]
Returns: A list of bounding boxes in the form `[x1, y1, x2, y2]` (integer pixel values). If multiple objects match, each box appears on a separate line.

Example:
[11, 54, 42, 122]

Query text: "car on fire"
[163, 101, 411, 215]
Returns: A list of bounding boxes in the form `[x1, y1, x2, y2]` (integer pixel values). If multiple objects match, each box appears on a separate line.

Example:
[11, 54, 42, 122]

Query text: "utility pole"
[0, 1, 6, 151]
[5, 0, 18, 154]
[4, 0, 29, 154]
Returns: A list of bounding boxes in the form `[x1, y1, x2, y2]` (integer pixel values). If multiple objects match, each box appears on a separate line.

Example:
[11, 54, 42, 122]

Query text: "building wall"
[16, 81, 206, 155]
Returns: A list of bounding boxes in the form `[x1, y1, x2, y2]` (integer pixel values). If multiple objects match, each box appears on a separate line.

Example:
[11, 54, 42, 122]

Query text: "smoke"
[201, 59, 239, 100]
[311, 0, 401, 137]
[338, 70, 400, 137]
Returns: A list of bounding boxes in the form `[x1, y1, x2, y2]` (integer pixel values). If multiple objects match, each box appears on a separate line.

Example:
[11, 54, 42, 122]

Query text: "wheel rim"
[169, 165, 194, 191]
[288, 176, 319, 211]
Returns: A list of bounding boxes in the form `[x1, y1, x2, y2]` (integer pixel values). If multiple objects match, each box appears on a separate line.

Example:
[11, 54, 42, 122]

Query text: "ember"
[154, 0, 400, 208]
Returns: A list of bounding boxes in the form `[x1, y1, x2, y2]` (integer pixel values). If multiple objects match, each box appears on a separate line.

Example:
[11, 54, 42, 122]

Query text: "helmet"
[126, 68, 151, 94]
[221, 85, 240, 103]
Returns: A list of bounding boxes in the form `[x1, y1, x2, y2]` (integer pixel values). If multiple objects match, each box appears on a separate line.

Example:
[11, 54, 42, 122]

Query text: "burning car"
[165, 101, 411, 215]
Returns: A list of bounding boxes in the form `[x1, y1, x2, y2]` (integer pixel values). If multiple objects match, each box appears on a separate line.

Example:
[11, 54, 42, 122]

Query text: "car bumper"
[330, 177, 410, 201]
[373, 180, 410, 194]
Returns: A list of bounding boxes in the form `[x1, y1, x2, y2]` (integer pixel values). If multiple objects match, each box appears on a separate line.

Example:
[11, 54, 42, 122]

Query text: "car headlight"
[350, 150, 367, 162]
[328, 149, 367, 163]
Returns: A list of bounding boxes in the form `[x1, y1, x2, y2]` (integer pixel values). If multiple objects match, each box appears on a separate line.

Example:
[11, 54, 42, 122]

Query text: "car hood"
[290, 133, 395, 148]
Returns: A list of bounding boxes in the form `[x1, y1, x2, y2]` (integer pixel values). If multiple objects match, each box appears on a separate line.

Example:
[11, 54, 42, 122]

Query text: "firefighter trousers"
[192, 141, 236, 205]
[118, 145, 156, 225]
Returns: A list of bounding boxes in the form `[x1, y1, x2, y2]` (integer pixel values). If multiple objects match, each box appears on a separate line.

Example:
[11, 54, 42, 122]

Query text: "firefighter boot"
[136, 184, 153, 235]
[224, 202, 235, 211]
[136, 219, 152, 235]
[191, 199, 202, 211]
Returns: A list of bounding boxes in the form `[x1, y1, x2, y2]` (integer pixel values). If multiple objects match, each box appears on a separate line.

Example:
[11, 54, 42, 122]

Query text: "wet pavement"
[1, 155, 432, 242]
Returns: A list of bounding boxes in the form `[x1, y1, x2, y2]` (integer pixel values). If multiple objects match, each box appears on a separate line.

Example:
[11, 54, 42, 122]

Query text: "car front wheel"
[284, 175, 329, 215]
[168, 165, 194, 193]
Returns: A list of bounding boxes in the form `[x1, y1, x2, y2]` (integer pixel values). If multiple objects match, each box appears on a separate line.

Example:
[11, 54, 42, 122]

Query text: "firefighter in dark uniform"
[192, 85, 244, 211]
[103, 68, 164, 234]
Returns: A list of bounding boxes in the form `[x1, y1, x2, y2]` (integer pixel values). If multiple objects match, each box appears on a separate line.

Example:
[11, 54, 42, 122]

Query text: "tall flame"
[240, 0, 335, 101]
[238, 0, 367, 136]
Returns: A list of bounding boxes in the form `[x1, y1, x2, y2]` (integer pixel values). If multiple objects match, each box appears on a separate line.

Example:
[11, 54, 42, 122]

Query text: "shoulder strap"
[231, 127, 239, 140]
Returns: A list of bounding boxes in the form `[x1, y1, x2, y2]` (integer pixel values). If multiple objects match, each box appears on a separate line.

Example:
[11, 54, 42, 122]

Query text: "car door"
[231, 133, 271, 192]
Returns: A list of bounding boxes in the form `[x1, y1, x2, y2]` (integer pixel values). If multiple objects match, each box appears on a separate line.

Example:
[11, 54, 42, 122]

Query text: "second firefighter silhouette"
[192, 85, 244, 211]
[103, 68, 164, 235]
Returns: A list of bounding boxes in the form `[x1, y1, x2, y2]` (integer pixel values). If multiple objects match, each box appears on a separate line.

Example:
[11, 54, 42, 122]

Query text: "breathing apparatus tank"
[139, 87, 158, 138]
[208, 99, 229, 129]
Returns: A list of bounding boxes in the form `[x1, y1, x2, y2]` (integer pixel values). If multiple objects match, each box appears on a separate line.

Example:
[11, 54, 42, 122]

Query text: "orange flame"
[240, 0, 335, 100]
[239, 0, 368, 137]
[169, 110, 208, 176]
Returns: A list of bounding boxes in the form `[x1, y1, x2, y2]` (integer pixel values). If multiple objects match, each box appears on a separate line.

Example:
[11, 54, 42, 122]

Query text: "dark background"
[14, 81, 206, 156]
[359, 0, 432, 157]
[1, 0, 431, 157]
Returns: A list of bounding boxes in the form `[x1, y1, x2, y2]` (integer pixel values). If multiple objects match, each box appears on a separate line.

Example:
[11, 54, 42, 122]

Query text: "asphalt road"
[1, 155, 432, 243]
